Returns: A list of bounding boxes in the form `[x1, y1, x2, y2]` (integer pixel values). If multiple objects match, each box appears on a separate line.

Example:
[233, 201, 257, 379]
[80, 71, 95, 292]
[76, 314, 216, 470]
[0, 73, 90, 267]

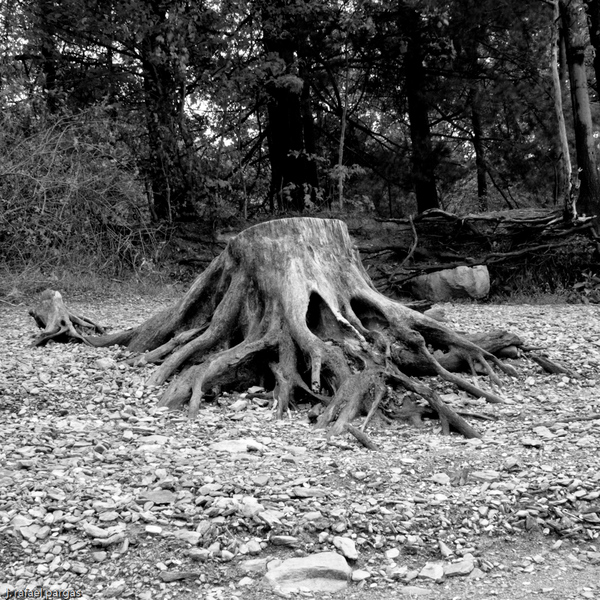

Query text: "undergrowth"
[0, 107, 167, 288]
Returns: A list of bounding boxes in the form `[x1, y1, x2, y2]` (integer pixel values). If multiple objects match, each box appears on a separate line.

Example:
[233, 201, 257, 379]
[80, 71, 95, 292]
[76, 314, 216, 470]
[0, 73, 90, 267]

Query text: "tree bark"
[560, 0, 600, 222]
[35, 218, 526, 439]
[261, 1, 320, 212]
[402, 6, 439, 213]
[585, 0, 600, 92]
[551, 0, 572, 208]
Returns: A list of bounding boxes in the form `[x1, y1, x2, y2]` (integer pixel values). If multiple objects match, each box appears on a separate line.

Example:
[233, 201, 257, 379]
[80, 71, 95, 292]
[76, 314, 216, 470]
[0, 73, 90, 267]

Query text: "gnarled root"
[32, 219, 537, 439]
[29, 289, 104, 346]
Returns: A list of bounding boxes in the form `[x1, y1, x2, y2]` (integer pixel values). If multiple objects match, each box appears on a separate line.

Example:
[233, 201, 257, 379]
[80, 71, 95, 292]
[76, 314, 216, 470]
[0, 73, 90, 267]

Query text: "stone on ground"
[410, 265, 490, 301]
[263, 551, 351, 593]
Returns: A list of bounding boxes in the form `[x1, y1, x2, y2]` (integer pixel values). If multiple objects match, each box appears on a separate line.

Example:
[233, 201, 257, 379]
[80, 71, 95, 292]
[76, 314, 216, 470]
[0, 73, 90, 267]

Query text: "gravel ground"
[1, 295, 600, 600]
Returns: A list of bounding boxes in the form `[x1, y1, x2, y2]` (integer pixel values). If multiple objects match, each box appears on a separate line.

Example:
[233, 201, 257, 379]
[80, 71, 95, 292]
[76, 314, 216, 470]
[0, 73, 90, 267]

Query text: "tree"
[258, 0, 321, 212]
[550, 0, 572, 208]
[30, 218, 524, 440]
[399, 3, 439, 212]
[560, 0, 600, 220]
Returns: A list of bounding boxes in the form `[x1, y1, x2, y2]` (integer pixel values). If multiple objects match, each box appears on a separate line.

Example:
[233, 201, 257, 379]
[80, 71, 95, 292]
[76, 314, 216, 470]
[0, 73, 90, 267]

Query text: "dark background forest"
[1, 0, 600, 297]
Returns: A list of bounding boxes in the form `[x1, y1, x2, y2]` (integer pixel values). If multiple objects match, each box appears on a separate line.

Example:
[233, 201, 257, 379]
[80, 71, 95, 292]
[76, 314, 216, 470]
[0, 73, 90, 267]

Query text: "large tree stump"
[31, 218, 526, 438]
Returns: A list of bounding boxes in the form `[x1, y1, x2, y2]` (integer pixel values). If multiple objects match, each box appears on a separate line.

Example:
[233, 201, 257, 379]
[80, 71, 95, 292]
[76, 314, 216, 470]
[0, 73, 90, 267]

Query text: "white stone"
[333, 536, 358, 560]
[264, 551, 351, 593]
[419, 561, 444, 581]
[411, 265, 490, 302]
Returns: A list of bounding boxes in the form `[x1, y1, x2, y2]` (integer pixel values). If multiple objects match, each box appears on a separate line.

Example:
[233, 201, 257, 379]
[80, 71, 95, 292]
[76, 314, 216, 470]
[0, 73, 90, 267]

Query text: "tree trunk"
[585, 0, 600, 92]
[262, 3, 319, 212]
[403, 8, 439, 213]
[560, 0, 600, 221]
[34, 218, 527, 439]
[139, 6, 196, 223]
[550, 0, 572, 208]
[469, 86, 488, 212]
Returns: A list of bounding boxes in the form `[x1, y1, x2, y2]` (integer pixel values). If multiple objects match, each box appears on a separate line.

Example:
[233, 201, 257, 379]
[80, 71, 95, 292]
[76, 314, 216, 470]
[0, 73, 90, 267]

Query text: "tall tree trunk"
[140, 23, 193, 223]
[585, 0, 600, 91]
[560, 0, 600, 221]
[261, 2, 319, 213]
[551, 0, 572, 208]
[403, 7, 439, 213]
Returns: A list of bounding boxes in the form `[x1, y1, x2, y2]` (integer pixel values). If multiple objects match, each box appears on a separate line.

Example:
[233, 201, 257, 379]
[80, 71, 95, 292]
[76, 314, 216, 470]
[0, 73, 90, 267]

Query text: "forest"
[1, 0, 600, 292]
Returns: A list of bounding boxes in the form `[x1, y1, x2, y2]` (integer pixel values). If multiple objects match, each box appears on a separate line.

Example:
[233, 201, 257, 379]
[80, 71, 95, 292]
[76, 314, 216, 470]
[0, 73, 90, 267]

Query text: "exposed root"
[30, 218, 546, 440]
[29, 289, 104, 346]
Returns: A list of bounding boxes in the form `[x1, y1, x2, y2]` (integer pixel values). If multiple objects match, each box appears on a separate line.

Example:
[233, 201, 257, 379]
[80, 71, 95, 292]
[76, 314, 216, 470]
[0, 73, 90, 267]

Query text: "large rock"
[410, 265, 490, 302]
[264, 551, 351, 593]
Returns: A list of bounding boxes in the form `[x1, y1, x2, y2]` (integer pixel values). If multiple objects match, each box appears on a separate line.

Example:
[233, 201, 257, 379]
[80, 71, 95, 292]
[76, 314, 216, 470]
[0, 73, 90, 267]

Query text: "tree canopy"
[2, 0, 600, 275]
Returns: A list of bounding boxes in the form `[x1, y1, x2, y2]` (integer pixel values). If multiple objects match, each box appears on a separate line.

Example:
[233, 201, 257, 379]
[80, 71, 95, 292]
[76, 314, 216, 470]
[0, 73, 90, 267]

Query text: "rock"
[333, 536, 358, 560]
[145, 525, 162, 535]
[247, 539, 262, 554]
[173, 530, 201, 545]
[94, 357, 116, 370]
[270, 535, 300, 547]
[385, 548, 400, 560]
[264, 551, 351, 593]
[188, 549, 210, 562]
[230, 399, 248, 412]
[240, 558, 269, 573]
[104, 581, 126, 597]
[210, 438, 267, 453]
[444, 556, 475, 577]
[139, 489, 176, 504]
[351, 569, 371, 582]
[438, 541, 453, 558]
[410, 265, 490, 302]
[430, 473, 450, 485]
[418, 561, 444, 581]
[160, 571, 199, 582]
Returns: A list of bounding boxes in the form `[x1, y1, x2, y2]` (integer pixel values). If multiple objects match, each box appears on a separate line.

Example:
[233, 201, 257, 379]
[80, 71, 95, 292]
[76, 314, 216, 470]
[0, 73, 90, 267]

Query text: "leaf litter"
[1, 298, 600, 599]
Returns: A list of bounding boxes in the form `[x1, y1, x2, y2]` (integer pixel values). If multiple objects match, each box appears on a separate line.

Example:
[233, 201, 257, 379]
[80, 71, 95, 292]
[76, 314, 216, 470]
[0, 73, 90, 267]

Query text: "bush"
[0, 107, 165, 286]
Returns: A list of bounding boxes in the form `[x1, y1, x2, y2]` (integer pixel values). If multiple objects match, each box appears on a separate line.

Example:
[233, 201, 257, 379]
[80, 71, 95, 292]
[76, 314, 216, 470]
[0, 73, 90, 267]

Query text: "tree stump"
[31, 218, 524, 438]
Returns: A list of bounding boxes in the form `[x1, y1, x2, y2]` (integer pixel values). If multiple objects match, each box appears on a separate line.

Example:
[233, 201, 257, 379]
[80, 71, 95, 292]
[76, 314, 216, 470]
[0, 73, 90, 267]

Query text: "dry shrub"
[0, 108, 165, 290]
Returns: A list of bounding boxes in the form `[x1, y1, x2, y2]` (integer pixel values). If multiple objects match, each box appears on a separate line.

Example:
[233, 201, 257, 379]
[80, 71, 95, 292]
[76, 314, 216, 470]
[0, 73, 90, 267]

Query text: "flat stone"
[264, 551, 351, 593]
[139, 489, 177, 504]
[240, 558, 269, 573]
[160, 571, 199, 582]
[270, 535, 300, 547]
[419, 561, 444, 581]
[351, 569, 371, 582]
[444, 557, 475, 577]
[211, 438, 267, 453]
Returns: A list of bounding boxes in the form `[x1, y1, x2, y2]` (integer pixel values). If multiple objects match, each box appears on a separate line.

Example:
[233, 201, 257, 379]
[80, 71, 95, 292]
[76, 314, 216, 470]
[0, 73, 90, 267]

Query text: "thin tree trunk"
[551, 0, 572, 208]
[469, 86, 488, 212]
[560, 0, 600, 221]
[337, 53, 349, 210]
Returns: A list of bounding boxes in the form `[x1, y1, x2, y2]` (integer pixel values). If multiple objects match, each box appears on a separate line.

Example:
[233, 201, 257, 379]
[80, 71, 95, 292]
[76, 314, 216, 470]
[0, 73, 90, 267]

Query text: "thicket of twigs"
[0, 108, 165, 295]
